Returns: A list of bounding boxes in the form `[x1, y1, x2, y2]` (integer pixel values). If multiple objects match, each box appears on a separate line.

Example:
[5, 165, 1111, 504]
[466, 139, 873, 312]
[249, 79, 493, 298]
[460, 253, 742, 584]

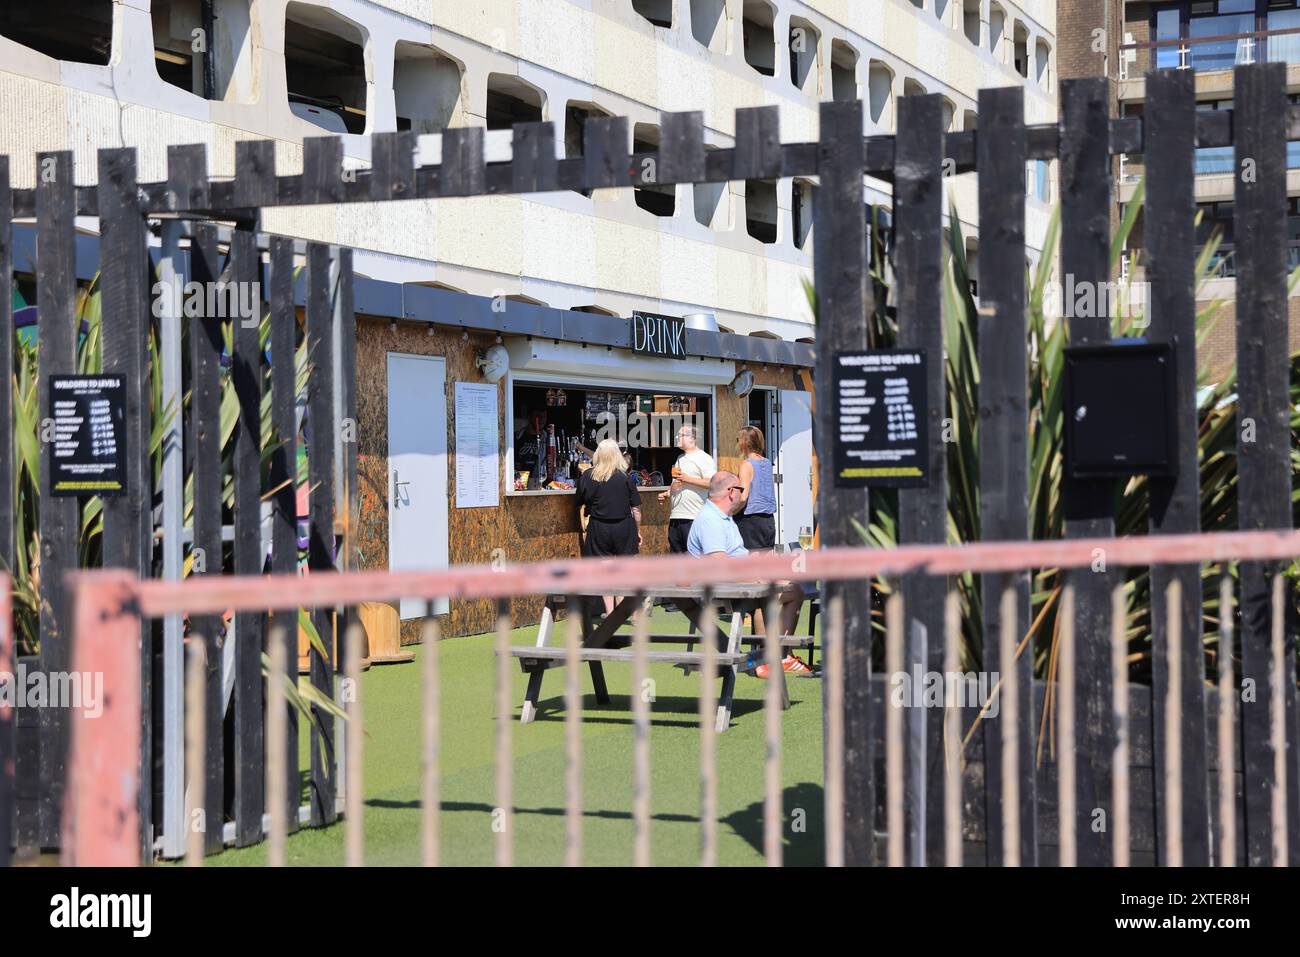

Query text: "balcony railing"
[1120, 26, 1300, 79]
[1201, 241, 1300, 279]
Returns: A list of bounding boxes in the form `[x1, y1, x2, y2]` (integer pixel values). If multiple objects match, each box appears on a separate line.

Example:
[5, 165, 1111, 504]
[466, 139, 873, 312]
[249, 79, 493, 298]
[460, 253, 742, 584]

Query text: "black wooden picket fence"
[0, 63, 1297, 865]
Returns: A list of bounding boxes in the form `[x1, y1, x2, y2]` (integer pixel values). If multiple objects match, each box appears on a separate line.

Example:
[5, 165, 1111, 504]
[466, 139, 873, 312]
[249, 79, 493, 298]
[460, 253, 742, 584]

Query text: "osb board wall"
[355, 317, 674, 641]
[714, 362, 810, 477]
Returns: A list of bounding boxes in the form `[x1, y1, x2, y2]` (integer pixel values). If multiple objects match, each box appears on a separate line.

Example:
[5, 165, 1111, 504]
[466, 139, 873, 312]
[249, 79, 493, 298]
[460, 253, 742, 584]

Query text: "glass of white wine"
[798, 525, 813, 550]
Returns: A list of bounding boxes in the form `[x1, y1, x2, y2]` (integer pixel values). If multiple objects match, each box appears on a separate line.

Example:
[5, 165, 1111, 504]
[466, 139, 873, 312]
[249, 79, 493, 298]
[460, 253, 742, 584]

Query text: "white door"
[387, 353, 450, 619]
[775, 389, 814, 549]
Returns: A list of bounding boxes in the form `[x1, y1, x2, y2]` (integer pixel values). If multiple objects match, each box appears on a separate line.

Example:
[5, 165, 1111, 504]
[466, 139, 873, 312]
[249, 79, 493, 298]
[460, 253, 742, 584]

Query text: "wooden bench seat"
[508, 646, 748, 667]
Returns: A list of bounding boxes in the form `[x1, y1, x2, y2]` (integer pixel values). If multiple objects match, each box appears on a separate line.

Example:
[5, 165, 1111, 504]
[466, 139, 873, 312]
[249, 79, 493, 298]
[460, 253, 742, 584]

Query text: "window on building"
[745, 179, 779, 243]
[151, 1, 256, 101]
[0, 1, 113, 64]
[963, 109, 978, 130]
[868, 60, 895, 128]
[1026, 159, 1050, 201]
[285, 3, 367, 134]
[694, 146, 729, 228]
[910, 0, 925, 9]
[691, 0, 729, 51]
[1013, 22, 1029, 76]
[789, 17, 820, 94]
[742, 1, 776, 77]
[511, 383, 713, 491]
[904, 77, 928, 97]
[792, 179, 815, 249]
[633, 124, 676, 217]
[831, 40, 859, 102]
[963, 0, 982, 45]
[566, 101, 612, 197]
[966, 239, 979, 297]
[935, 0, 951, 22]
[989, 3, 1007, 59]
[941, 97, 956, 131]
[632, 0, 673, 28]
[1194, 98, 1233, 175]
[1036, 38, 1052, 88]
[486, 74, 545, 130]
[395, 42, 465, 134]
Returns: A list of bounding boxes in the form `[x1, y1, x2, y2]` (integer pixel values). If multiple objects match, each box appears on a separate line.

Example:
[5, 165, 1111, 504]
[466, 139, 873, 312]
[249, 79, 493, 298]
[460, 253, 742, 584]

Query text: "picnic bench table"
[508, 584, 807, 732]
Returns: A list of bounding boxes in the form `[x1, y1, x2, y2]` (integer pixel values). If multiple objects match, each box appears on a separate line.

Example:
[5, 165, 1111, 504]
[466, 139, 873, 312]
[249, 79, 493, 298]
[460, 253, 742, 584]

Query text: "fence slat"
[813, 99, 875, 866]
[0, 576, 11, 868]
[1111, 584, 1129, 867]
[1144, 67, 1211, 868]
[659, 111, 705, 185]
[36, 150, 78, 848]
[894, 93, 947, 867]
[230, 223, 265, 847]
[494, 600, 513, 867]
[302, 137, 344, 205]
[564, 606, 582, 867]
[1058, 77, 1116, 867]
[185, 639, 205, 865]
[1218, 576, 1236, 866]
[1232, 60, 1300, 867]
[268, 235, 300, 835]
[440, 127, 484, 197]
[764, 592, 783, 867]
[266, 625, 287, 867]
[976, 84, 1036, 867]
[0, 164, 9, 868]
[733, 107, 782, 180]
[583, 117, 629, 190]
[370, 131, 414, 201]
[97, 146, 152, 862]
[885, 593, 904, 867]
[344, 622, 364, 866]
[942, 590, 961, 867]
[165, 144, 209, 211]
[698, 593, 717, 867]
[233, 139, 277, 209]
[511, 122, 557, 193]
[190, 221, 226, 854]
[422, 617, 441, 867]
[306, 242, 337, 827]
[631, 595, 651, 867]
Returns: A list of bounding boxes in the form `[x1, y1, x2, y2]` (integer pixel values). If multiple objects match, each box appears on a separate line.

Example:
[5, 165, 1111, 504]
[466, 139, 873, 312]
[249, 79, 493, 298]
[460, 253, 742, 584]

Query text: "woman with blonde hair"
[577, 439, 643, 612]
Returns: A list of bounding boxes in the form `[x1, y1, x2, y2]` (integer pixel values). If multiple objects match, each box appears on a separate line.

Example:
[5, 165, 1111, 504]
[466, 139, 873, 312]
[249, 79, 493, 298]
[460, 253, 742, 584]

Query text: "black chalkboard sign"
[832, 349, 928, 488]
[49, 374, 127, 497]
[630, 311, 687, 360]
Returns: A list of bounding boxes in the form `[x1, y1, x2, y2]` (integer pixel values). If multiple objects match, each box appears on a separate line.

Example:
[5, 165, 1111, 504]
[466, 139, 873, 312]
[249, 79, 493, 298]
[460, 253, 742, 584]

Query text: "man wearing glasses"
[687, 472, 812, 676]
[658, 424, 716, 554]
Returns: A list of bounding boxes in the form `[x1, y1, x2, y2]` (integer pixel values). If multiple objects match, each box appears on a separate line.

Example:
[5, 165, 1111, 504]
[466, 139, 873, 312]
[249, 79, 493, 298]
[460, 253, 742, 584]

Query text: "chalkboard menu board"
[832, 349, 928, 488]
[49, 374, 127, 497]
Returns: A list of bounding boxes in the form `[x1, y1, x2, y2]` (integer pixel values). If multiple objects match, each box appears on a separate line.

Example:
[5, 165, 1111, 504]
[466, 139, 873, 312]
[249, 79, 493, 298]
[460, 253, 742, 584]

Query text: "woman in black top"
[577, 440, 642, 614]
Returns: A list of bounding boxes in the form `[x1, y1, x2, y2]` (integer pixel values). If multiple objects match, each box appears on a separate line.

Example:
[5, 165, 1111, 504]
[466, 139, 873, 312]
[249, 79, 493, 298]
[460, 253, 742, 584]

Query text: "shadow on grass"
[525, 693, 802, 728]
[366, 798, 699, 824]
[721, 781, 827, 866]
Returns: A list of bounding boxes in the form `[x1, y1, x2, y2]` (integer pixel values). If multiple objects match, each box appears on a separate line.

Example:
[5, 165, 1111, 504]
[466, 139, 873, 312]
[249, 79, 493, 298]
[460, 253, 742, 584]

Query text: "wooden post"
[0, 575, 11, 868]
[1144, 68, 1211, 867]
[36, 150, 78, 848]
[97, 146, 153, 862]
[230, 221, 265, 847]
[813, 98, 876, 866]
[1218, 576, 1236, 867]
[885, 593, 904, 867]
[942, 590, 961, 867]
[631, 594, 651, 867]
[61, 573, 141, 866]
[190, 221, 226, 855]
[1110, 584, 1129, 867]
[893, 93, 947, 866]
[344, 622, 363, 866]
[306, 242, 337, 827]
[976, 85, 1036, 867]
[268, 235, 300, 835]
[564, 606, 582, 867]
[698, 594, 718, 867]
[1058, 78, 1116, 867]
[1233, 61, 1299, 867]
[494, 600, 513, 867]
[763, 592, 783, 867]
[266, 625, 287, 867]
[422, 617, 441, 867]
[1059, 585, 1077, 867]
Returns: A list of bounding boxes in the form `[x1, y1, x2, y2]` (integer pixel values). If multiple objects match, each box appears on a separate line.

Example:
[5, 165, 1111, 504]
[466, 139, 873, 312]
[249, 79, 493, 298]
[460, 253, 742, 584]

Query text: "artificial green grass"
[208, 608, 827, 866]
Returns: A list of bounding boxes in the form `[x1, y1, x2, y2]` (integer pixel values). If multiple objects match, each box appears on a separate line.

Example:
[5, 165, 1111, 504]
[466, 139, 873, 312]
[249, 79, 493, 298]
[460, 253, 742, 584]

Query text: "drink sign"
[49, 374, 128, 497]
[630, 311, 687, 360]
[832, 349, 929, 488]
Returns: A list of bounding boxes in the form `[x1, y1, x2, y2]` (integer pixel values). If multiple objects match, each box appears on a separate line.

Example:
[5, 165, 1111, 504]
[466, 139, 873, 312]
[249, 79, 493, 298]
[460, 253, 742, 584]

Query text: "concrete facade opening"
[694, 146, 729, 229]
[565, 100, 611, 197]
[788, 17, 820, 94]
[1014, 21, 1029, 77]
[742, 1, 776, 77]
[394, 41, 465, 134]
[486, 74, 545, 130]
[989, 3, 1006, 60]
[745, 179, 778, 243]
[963, 0, 981, 45]
[0, 2, 113, 65]
[633, 123, 676, 217]
[690, 0, 729, 52]
[831, 39, 858, 102]
[285, 3, 368, 134]
[632, 0, 673, 28]
[868, 60, 894, 129]
[152, 1, 256, 102]
[793, 178, 815, 249]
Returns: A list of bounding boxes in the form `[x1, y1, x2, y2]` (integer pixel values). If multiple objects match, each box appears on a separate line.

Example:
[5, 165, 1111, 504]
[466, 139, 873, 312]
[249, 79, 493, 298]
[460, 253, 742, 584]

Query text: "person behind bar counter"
[577, 439, 643, 615]
[734, 426, 777, 552]
[515, 407, 547, 490]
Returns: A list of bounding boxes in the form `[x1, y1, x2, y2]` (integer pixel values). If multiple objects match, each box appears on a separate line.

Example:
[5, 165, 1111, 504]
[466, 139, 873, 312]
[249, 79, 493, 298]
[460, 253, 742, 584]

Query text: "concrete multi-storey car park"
[0, 0, 1055, 330]
[1059, 0, 1300, 374]
[0, 0, 1056, 637]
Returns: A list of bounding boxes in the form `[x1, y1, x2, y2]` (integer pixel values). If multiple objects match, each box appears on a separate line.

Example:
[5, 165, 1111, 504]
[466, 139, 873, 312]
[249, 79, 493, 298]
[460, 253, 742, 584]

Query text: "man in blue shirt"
[688, 472, 810, 675]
